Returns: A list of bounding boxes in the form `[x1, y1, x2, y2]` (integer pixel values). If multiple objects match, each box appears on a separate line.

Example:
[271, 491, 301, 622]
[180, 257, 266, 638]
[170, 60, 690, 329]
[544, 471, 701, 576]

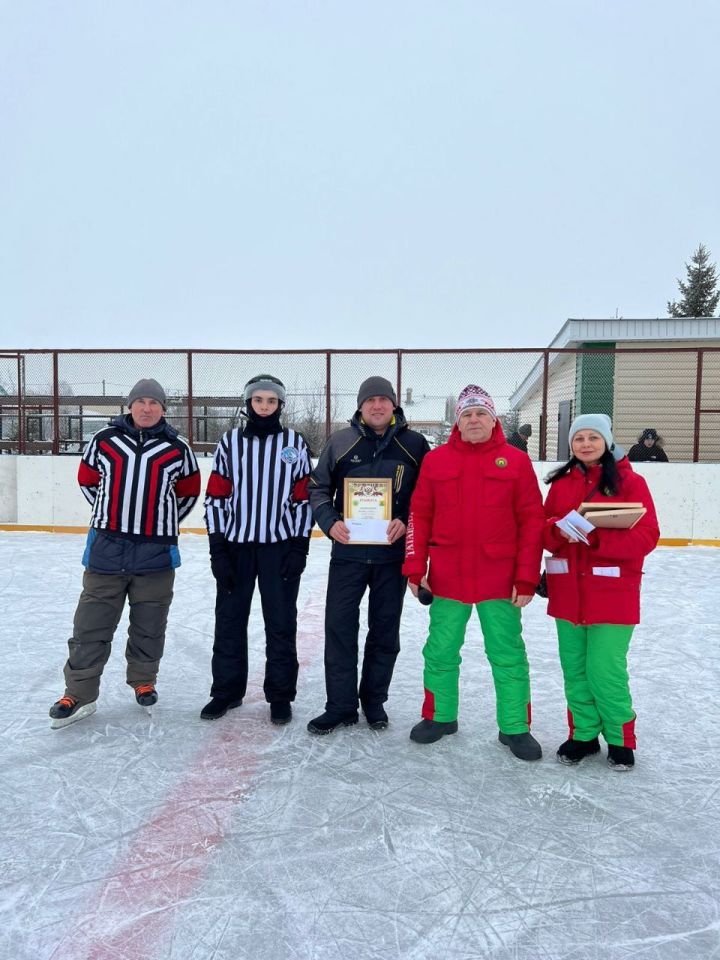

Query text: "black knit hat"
[356, 376, 397, 409]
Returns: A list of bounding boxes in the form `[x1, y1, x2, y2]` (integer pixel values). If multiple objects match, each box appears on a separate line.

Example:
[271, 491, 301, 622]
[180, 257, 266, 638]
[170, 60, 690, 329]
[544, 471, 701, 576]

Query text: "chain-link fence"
[1, 348, 718, 461]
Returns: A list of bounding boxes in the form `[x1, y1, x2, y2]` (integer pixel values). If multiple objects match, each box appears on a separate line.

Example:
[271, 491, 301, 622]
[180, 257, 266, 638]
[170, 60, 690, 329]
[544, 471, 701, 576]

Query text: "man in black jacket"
[627, 428, 669, 463]
[307, 376, 430, 734]
[507, 423, 532, 453]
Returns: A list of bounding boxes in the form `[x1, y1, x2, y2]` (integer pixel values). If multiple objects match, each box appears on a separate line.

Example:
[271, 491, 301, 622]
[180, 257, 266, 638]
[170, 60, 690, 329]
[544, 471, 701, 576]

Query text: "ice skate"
[135, 684, 158, 715]
[49, 696, 97, 730]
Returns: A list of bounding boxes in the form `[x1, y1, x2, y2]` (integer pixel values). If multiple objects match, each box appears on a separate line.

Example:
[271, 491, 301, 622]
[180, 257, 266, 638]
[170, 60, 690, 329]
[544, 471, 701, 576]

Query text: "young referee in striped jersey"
[201, 375, 313, 725]
[48, 378, 201, 728]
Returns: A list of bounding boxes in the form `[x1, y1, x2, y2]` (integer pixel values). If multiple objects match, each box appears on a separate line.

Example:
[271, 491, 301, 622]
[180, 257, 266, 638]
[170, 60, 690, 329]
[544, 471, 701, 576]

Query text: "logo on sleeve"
[281, 446, 299, 464]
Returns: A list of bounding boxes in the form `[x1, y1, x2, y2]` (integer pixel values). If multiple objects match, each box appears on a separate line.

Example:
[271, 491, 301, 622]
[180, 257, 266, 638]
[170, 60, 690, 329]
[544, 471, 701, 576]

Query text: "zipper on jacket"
[130, 428, 146, 534]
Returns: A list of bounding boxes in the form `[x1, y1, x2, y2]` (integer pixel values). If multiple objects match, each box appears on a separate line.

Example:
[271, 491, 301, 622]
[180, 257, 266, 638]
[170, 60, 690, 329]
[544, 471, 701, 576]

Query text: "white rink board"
[1, 455, 719, 540]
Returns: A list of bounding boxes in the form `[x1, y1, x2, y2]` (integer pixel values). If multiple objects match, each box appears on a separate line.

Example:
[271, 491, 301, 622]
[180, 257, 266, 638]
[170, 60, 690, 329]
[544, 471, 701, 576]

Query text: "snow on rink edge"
[1, 532, 719, 960]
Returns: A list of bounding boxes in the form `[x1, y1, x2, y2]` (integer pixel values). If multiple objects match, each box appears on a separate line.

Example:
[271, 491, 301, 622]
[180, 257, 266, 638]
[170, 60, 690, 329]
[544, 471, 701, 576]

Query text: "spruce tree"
[667, 244, 720, 317]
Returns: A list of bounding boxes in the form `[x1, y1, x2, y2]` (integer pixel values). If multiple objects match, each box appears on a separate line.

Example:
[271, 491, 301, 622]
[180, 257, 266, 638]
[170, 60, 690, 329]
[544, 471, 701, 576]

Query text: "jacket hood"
[110, 413, 178, 440]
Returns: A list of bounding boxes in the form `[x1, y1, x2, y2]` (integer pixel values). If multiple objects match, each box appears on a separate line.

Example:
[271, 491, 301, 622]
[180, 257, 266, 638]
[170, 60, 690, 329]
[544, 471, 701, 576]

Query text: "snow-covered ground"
[1, 532, 719, 960]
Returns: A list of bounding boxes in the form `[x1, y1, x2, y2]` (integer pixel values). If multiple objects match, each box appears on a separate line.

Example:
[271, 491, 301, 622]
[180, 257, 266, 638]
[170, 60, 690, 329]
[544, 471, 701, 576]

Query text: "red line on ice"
[50, 590, 327, 960]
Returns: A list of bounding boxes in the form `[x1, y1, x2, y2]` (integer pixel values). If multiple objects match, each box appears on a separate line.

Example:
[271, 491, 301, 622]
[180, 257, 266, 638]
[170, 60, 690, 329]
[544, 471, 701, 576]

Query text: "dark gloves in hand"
[281, 537, 310, 581]
[208, 534, 235, 593]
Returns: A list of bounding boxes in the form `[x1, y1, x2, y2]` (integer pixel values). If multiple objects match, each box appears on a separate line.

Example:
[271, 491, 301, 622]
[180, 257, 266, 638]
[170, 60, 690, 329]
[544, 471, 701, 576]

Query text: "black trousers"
[324, 559, 406, 716]
[211, 541, 301, 703]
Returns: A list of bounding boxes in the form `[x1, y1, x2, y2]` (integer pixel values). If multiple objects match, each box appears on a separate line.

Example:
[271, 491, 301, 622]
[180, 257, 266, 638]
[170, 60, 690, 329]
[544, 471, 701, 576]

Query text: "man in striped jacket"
[49, 378, 201, 729]
[201, 375, 313, 725]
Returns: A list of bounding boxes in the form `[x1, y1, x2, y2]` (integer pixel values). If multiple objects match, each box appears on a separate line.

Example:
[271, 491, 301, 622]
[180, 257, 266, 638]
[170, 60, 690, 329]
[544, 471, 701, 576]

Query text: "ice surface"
[1, 532, 719, 960]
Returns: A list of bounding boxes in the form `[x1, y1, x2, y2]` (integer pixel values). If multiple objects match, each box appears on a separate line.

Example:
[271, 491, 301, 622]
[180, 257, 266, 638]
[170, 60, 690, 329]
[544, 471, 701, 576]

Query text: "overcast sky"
[1, 1, 719, 351]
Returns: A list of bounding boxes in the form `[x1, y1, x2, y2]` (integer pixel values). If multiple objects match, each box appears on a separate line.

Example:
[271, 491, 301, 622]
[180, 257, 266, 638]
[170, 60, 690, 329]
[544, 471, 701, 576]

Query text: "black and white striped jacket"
[204, 427, 312, 542]
[79, 415, 200, 542]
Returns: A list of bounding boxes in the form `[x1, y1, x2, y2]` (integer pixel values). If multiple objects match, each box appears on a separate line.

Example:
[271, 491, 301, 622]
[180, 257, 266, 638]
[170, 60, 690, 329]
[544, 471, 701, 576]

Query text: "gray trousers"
[63, 570, 175, 704]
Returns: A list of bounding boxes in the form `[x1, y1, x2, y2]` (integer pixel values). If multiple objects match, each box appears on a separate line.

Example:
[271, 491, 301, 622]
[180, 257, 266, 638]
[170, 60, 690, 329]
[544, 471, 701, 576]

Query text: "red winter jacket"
[542, 458, 660, 626]
[402, 423, 545, 604]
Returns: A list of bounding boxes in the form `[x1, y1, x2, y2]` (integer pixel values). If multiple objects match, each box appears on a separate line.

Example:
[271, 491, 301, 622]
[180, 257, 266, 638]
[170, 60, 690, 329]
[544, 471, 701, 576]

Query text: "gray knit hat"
[357, 376, 397, 409]
[127, 378, 167, 410]
[569, 413, 625, 460]
[243, 374, 286, 403]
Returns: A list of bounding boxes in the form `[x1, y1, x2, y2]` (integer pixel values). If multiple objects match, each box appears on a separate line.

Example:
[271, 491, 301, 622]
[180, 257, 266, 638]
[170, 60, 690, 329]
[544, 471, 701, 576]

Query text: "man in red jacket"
[403, 385, 545, 760]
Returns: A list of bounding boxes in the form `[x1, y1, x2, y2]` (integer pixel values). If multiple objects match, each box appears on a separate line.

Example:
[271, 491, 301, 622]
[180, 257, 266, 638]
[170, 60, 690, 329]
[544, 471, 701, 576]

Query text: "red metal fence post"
[325, 352, 332, 440]
[693, 350, 703, 463]
[186, 351, 194, 446]
[52, 351, 60, 455]
[17, 353, 25, 455]
[539, 350, 549, 461]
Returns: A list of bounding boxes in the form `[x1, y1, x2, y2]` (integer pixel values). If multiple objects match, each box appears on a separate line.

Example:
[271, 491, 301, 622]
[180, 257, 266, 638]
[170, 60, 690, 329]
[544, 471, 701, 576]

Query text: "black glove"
[281, 537, 309, 581]
[208, 534, 235, 593]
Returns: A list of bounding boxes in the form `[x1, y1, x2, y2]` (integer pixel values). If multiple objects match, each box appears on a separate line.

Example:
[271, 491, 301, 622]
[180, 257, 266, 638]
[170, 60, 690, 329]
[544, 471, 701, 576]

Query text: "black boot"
[200, 697, 243, 720]
[499, 731, 542, 761]
[270, 701, 292, 725]
[409, 718, 458, 744]
[362, 704, 389, 730]
[307, 711, 358, 735]
[556, 737, 600, 765]
[607, 744, 635, 771]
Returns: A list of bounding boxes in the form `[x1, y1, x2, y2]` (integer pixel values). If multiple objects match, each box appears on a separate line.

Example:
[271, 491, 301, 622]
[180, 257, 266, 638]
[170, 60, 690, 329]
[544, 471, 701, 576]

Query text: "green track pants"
[421, 597, 532, 733]
[555, 619, 636, 748]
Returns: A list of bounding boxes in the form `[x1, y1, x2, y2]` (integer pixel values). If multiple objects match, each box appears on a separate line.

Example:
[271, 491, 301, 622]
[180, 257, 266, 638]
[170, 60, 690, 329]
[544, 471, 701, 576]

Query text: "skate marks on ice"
[44, 587, 330, 960]
[1, 535, 720, 959]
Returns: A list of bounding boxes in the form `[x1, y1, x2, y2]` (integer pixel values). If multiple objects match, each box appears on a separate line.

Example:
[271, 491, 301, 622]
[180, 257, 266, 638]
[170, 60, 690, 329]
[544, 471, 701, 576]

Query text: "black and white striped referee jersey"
[204, 427, 313, 542]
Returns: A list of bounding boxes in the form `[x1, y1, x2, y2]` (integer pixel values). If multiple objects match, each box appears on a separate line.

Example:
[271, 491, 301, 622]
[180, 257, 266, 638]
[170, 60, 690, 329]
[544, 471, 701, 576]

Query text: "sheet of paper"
[346, 518, 390, 544]
[555, 509, 595, 545]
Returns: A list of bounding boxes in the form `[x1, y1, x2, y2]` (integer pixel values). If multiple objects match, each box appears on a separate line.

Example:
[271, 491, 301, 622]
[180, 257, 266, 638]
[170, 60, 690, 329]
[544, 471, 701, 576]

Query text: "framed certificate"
[343, 477, 392, 545]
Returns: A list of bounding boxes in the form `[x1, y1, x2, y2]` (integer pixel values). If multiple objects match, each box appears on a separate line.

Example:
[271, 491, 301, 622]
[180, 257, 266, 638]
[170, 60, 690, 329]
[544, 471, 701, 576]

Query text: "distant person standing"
[49, 379, 200, 728]
[627, 428, 669, 463]
[507, 423, 532, 453]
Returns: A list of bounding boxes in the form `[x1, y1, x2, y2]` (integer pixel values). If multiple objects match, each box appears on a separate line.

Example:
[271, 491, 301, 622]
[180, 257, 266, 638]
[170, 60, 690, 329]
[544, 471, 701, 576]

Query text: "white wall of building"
[0, 456, 718, 542]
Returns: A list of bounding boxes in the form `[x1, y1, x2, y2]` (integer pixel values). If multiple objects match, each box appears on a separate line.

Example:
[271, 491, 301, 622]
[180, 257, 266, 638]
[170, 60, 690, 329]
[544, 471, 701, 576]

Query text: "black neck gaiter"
[243, 406, 283, 439]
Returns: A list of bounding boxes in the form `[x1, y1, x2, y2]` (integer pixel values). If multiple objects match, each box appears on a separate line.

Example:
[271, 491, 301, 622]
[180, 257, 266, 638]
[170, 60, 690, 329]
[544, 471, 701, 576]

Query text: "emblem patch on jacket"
[495, 457, 508, 468]
[281, 446, 299, 464]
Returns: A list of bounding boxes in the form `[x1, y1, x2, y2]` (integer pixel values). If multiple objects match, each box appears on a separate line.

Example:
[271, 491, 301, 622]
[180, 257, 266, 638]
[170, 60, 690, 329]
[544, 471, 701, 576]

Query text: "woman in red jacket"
[543, 414, 659, 771]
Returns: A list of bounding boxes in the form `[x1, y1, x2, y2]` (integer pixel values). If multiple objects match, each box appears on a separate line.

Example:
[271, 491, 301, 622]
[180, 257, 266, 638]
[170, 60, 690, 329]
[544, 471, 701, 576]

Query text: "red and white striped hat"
[455, 385, 497, 423]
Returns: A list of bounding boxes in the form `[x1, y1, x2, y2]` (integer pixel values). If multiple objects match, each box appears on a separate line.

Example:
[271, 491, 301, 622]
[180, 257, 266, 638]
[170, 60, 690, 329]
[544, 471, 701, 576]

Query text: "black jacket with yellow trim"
[309, 408, 431, 564]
